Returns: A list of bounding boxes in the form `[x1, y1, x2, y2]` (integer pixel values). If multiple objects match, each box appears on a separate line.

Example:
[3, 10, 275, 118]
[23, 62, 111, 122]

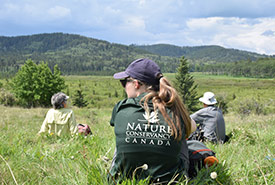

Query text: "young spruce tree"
[174, 56, 199, 113]
[73, 83, 88, 108]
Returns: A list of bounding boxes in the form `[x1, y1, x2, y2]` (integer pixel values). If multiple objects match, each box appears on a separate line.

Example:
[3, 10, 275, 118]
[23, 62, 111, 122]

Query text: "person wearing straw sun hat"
[189, 92, 226, 143]
[109, 58, 196, 183]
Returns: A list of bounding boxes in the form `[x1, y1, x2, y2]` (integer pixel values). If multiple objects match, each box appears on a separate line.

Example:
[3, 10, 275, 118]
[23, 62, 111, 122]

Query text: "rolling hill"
[0, 33, 273, 77]
[0, 33, 179, 76]
[133, 44, 270, 63]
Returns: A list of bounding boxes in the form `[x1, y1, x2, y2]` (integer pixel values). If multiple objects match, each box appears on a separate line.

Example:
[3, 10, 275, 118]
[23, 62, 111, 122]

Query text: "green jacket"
[110, 93, 188, 182]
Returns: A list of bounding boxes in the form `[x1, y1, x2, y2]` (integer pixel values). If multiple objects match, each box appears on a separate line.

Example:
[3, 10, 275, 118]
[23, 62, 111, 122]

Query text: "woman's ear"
[134, 80, 140, 89]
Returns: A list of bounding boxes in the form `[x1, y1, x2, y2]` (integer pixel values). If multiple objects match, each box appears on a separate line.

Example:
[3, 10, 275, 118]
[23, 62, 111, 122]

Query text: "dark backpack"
[187, 140, 218, 178]
[188, 124, 206, 142]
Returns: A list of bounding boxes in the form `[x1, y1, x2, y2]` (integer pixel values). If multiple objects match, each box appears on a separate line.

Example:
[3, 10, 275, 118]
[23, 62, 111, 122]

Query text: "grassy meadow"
[0, 74, 274, 184]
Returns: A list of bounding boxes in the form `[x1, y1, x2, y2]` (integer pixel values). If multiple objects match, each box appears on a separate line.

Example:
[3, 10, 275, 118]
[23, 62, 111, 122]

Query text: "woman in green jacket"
[109, 58, 196, 183]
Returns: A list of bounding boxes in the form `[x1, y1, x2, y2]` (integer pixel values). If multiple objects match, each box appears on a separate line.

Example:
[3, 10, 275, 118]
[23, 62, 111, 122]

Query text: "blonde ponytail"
[141, 77, 191, 140]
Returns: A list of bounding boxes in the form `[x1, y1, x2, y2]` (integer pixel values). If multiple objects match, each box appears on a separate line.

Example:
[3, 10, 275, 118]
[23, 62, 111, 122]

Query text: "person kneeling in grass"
[38, 92, 91, 137]
[189, 92, 226, 143]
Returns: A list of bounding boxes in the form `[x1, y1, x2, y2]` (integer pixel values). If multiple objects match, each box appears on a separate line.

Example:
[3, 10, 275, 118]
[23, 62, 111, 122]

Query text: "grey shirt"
[191, 106, 226, 143]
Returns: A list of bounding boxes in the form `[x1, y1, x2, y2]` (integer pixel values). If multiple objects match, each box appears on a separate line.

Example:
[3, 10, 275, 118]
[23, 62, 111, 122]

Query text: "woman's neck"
[135, 86, 147, 97]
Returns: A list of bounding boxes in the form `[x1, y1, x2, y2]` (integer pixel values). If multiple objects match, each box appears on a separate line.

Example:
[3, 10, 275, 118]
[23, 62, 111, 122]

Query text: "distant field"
[0, 74, 274, 184]
[1, 73, 274, 112]
[191, 73, 275, 113]
[62, 73, 275, 113]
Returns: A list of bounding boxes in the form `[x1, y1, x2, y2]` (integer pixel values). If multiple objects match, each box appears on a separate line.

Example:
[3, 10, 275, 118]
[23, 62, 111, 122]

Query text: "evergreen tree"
[73, 83, 88, 108]
[114, 90, 118, 97]
[11, 59, 66, 107]
[174, 56, 199, 113]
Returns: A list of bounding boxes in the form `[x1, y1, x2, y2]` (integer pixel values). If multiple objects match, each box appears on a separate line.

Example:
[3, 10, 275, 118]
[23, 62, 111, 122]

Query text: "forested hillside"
[134, 44, 271, 63]
[135, 44, 275, 78]
[0, 33, 274, 78]
[0, 33, 179, 77]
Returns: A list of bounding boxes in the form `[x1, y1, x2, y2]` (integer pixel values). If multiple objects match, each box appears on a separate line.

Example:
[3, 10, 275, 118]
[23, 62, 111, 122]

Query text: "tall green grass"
[0, 106, 114, 184]
[0, 74, 274, 184]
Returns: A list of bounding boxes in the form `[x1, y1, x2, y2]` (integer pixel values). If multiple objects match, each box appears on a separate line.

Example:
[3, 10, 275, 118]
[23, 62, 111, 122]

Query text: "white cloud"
[1, 0, 275, 54]
[47, 6, 71, 19]
[262, 30, 275, 36]
[0, 3, 20, 20]
[138, 0, 146, 6]
[3, 3, 20, 12]
[0, 2, 71, 23]
[181, 17, 275, 55]
[124, 16, 146, 30]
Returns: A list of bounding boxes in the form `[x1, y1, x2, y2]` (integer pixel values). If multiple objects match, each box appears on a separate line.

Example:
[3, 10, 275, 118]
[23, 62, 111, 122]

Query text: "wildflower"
[71, 156, 74, 160]
[132, 164, 149, 179]
[141, 164, 148, 170]
[101, 156, 110, 163]
[210, 172, 217, 179]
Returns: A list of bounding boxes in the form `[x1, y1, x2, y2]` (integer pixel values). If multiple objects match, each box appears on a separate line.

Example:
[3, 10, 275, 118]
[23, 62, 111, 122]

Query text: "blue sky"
[1, 0, 275, 55]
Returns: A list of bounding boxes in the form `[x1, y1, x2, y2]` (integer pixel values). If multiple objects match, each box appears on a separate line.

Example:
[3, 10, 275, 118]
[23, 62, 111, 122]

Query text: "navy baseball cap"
[113, 58, 161, 85]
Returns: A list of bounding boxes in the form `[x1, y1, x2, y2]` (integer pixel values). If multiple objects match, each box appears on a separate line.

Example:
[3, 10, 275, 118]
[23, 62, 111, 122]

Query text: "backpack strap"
[192, 149, 213, 155]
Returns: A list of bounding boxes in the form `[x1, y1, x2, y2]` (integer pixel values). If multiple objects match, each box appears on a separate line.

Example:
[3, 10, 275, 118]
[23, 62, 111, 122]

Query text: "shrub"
[11, 59, 66, 108]
[0, 89, 17, 106]
[215, 94, 229, 114]
[228, 127, 257, 145]
[236, 98, 265, 116]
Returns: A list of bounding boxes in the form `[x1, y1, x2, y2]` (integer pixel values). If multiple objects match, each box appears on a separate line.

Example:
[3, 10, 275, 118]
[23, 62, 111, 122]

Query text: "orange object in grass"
[204, 156, 219, 167]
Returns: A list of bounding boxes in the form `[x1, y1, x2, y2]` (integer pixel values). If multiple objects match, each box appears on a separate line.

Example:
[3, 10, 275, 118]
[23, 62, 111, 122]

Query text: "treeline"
[194, 58, 275, 78]
[135, 44, 270, 62]
[0, 54, 179, 78]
